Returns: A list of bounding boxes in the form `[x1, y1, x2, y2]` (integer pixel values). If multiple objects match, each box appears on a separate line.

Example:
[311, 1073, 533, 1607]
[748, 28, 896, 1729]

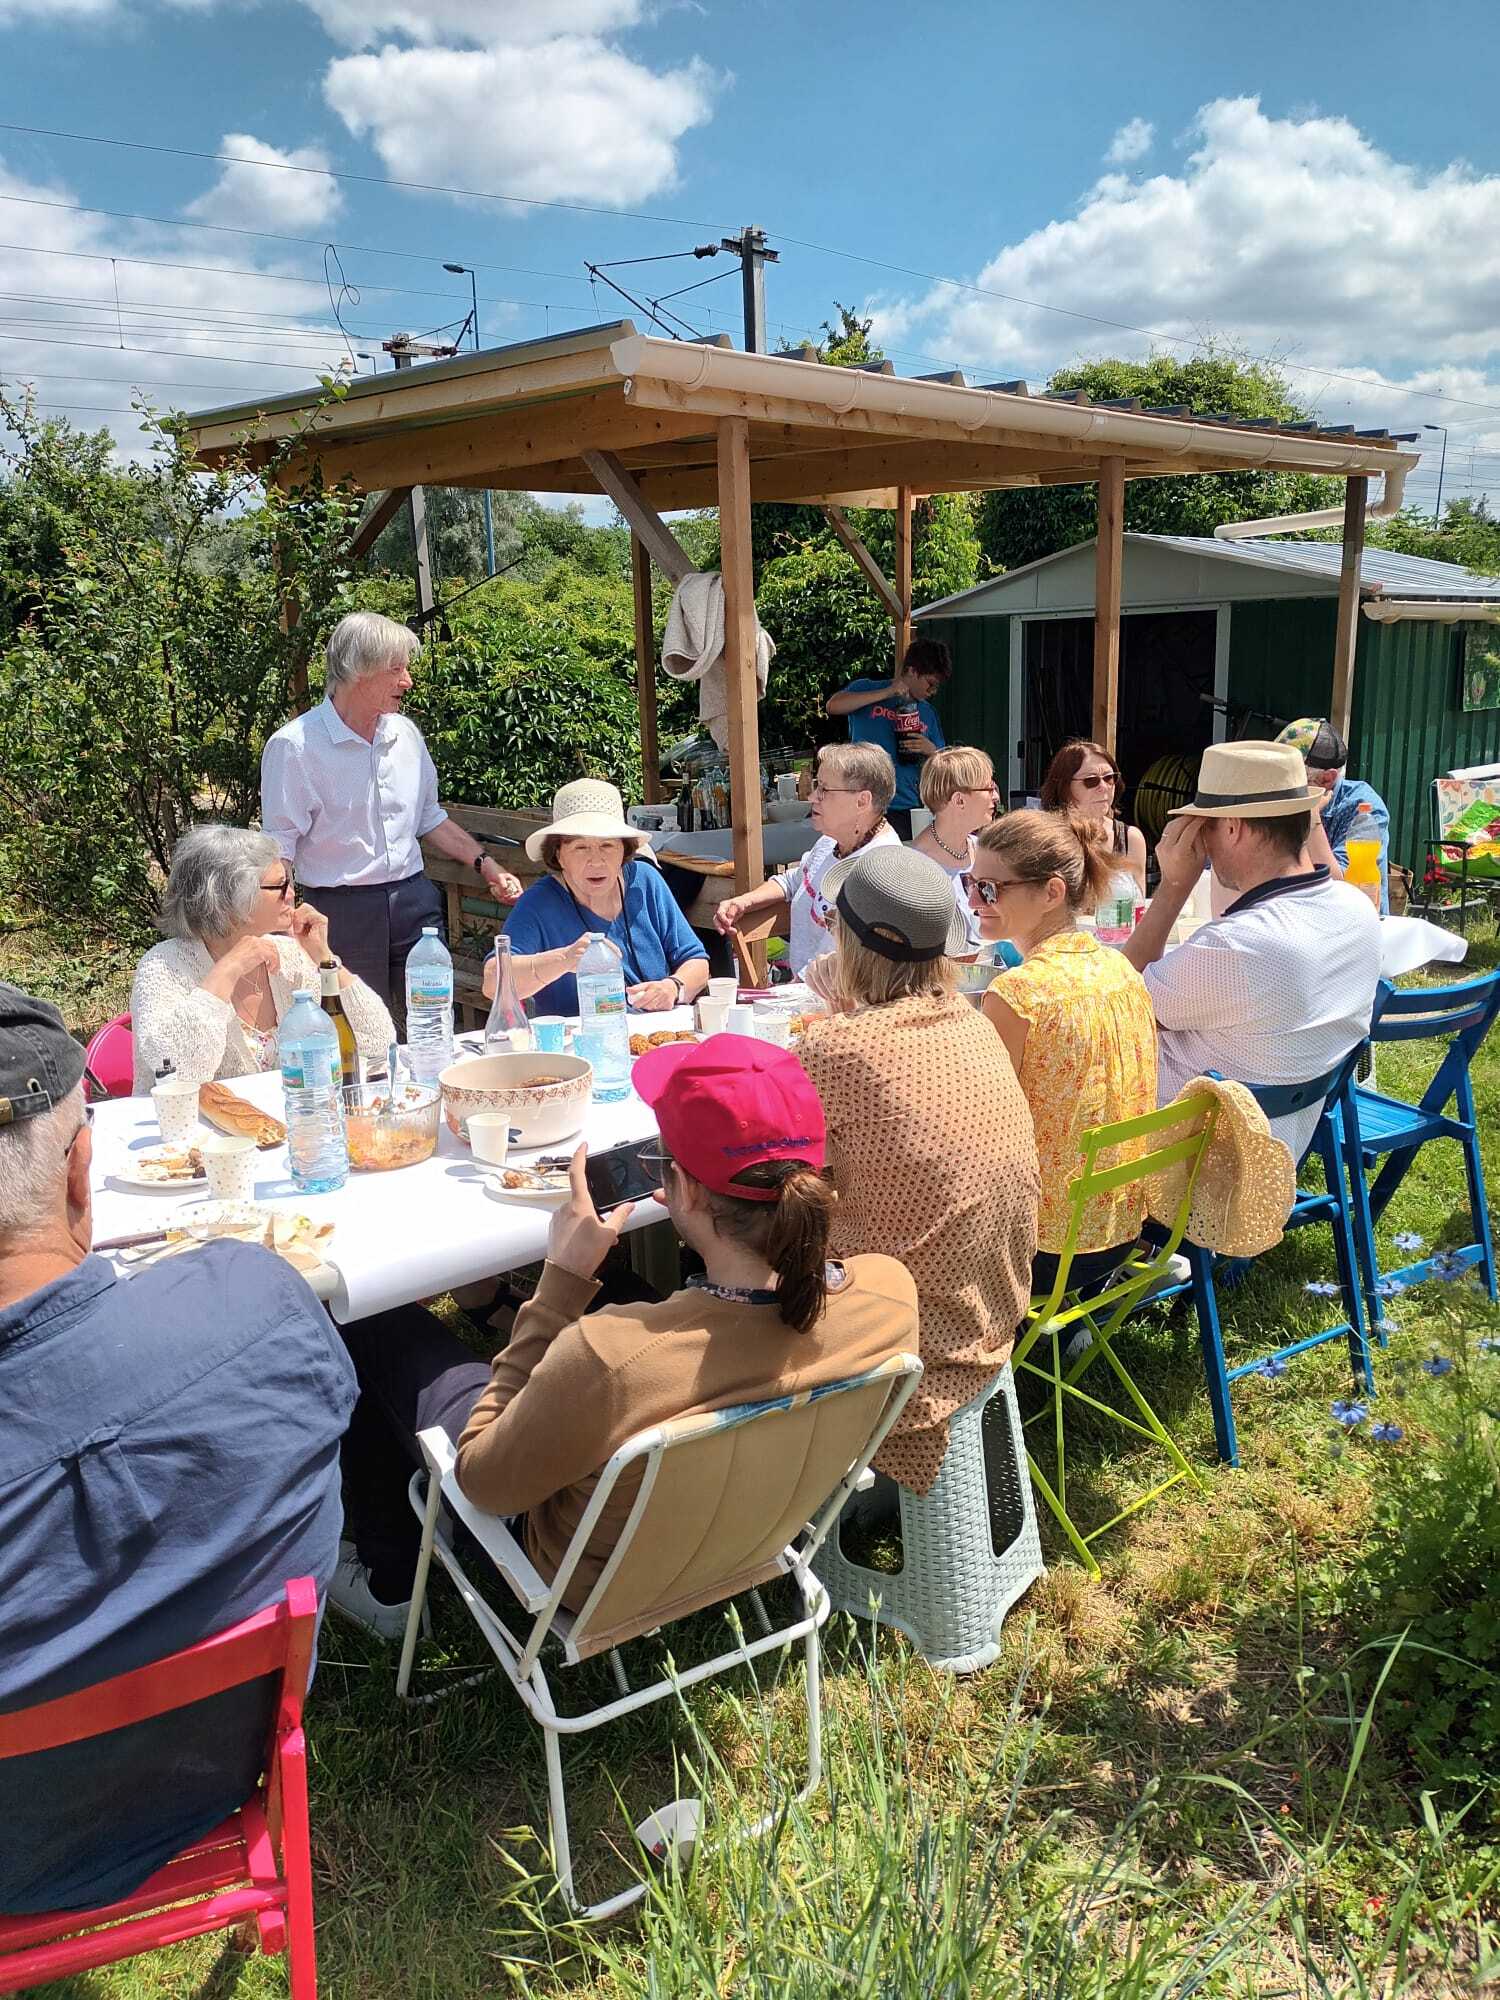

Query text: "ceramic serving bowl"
[438, 1050, 593, 1149]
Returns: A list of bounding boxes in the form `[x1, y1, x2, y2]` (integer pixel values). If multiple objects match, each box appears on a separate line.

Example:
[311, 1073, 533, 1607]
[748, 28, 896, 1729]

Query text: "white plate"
[480, 1167, 571, 1206]
[172, 1199, 271, 1238]
[109, 1146, 208, 1191]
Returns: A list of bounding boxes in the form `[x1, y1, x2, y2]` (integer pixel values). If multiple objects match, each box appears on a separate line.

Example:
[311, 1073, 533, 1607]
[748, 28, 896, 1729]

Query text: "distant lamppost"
[444, 261, 496, 576]
[1423, 423, 1449, 526]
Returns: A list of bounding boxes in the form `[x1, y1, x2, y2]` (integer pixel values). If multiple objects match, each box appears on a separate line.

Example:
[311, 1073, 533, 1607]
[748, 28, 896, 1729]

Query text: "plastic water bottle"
[575, 932, 631, 1102]
[405, 926, 454, 1084]
[279, 991, 348, 1194]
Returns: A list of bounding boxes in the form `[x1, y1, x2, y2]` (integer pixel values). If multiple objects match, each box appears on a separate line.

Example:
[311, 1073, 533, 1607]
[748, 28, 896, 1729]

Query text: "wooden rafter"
[581, 450, 697, 586]
[822, 506, 903, 619]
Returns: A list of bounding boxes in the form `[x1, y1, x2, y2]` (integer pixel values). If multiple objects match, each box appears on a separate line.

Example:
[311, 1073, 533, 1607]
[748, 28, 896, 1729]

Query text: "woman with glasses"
[968, 811, 1157, 1295]
[912, 745, 1000, 949]
[130, 823, 394, 1092]
[1039, 738, 1148, 898]
[713, 743, 901, 975]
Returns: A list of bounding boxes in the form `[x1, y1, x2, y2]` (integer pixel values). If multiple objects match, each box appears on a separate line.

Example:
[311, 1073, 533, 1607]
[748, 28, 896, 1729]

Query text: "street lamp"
[444, 261, 496, 576]
[1423, 423, 1449, 526]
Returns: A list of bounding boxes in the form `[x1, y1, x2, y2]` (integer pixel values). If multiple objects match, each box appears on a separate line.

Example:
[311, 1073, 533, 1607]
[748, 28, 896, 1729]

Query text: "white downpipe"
[1212, 462, 1409, 541]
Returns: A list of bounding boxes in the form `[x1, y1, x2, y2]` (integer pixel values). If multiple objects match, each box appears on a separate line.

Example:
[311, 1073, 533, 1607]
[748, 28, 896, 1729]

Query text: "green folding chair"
[1013, 1092, 1219, 1578]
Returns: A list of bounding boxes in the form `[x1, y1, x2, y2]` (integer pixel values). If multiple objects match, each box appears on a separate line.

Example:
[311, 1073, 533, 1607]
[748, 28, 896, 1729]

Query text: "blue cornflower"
[1392, 1232, 1425, 1253]
[1371, 1421, 1404, 1443]
[1304, 1280, 1342, 1299]
[1431, 1252, 1470, 1283]
[1422, 1356, 1455, 1379]
[1255, 1356, 1289, 1380]
[1375, 1319, 1398, 1340]
[1331, 1399, 1370, 1427]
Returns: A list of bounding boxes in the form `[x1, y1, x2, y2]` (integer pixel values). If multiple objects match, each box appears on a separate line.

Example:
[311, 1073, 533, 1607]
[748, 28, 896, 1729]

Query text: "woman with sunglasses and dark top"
[130, 823, 394, 1092]
[1039, 738, 1148, 898]
[967, 810, 1157, 1295]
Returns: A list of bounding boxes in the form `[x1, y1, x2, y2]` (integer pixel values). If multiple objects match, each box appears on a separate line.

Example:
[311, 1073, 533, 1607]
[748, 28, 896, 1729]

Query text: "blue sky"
[4, 0, 1500, 512]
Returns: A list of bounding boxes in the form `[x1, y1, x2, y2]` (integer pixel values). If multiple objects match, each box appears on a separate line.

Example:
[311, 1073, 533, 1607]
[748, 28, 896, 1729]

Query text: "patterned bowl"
[437, 1050, 593, 1149]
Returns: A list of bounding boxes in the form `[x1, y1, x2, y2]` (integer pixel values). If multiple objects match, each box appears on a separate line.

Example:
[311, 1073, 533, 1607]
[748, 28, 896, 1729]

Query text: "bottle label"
[587, 987, 625, 1017]
[283, 1048, 342, 1091]
[408, 975, 452, 1008]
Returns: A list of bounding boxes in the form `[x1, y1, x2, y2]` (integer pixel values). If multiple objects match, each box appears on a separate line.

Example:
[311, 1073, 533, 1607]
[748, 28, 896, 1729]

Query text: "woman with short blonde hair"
[913, 745, 998, 950]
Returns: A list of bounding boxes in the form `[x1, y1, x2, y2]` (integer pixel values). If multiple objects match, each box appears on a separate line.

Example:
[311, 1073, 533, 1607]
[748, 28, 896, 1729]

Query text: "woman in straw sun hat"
[488, 779, 710, 1017]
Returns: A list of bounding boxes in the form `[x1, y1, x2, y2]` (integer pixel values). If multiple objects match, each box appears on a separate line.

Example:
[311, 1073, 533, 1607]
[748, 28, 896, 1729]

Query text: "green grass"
[7, 916, 1500, 1997]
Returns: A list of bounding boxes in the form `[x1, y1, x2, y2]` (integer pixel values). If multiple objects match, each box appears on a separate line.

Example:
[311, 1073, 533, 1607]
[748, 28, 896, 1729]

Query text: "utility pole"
[384, 332, 459, 626]
[1424, 423, 1449, 525]
[443, 263, 496, 576]
[719, 224, 778, 352]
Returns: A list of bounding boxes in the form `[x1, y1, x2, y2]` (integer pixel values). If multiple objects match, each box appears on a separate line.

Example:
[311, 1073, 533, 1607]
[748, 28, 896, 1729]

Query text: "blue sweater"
[505, 862, 706, 1014]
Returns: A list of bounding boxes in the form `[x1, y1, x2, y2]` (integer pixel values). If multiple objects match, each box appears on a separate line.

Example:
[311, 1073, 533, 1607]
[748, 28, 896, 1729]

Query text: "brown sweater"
[455, 1252, 919, 1610]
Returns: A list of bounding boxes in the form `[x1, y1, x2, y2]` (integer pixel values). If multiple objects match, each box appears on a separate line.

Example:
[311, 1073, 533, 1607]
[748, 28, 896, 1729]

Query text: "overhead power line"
[0, 331, 352, 372]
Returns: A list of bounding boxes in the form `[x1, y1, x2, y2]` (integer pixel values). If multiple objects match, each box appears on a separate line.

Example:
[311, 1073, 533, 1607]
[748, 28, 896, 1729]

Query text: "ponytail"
[1064, 809, 1118, 910]
[704, 1160, 838, 1334]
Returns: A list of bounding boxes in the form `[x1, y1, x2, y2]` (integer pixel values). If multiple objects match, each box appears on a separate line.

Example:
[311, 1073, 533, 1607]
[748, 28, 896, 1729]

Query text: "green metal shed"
[917, 534, 1500, 874]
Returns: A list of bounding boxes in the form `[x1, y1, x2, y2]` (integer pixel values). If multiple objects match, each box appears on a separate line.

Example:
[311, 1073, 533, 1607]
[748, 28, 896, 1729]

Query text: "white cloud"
[324, 35, 718, 206]
[0, 0, 114, 19]
[184, 133, 343, 233]
[1104, 117, 1154, 166]
[301, 0, 642, 47]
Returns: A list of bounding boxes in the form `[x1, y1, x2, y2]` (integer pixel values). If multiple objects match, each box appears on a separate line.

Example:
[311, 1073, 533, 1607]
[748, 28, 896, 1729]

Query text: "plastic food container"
[343, 1081, 441, 1172]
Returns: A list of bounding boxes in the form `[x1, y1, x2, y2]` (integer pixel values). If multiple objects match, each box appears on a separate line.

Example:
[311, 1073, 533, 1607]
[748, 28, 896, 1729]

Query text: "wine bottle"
[319, 958, 358, 1086]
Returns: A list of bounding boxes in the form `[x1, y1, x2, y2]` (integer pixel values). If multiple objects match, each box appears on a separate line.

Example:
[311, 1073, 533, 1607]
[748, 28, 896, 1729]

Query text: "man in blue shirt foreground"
[1276, 716, 1391, 913]
[825, 637, 952, 838]
[0, 982, 355, 1915]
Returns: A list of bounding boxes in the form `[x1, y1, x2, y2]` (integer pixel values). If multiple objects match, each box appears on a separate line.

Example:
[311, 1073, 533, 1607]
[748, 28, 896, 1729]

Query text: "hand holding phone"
[546, 1144, 636, 1281]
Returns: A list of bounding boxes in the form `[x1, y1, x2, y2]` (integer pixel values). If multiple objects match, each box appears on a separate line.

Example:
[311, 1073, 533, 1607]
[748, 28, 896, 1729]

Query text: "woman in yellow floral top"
[968, 809, 1157, 1295]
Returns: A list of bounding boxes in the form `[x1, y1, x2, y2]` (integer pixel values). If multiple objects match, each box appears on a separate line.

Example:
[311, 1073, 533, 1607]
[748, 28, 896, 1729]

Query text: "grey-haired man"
[261, 609, 521, 1008]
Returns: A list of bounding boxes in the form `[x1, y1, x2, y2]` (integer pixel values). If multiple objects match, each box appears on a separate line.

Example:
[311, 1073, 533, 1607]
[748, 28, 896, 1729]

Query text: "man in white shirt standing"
[261, 611, 521, 1011]
[1124, 741, 1383, 1160]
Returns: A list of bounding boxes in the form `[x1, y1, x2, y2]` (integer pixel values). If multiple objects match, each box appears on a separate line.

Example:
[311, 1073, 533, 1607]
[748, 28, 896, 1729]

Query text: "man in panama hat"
[1123, 742, 1383, 1160]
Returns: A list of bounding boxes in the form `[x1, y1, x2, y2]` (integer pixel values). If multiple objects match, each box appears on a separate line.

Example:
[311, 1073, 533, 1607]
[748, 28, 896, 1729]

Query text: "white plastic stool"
[812, 1365, 1044, 1673]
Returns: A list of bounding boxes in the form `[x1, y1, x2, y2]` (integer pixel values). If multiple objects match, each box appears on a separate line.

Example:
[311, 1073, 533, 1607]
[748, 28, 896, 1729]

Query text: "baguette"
[198, 1081, 286, 1150]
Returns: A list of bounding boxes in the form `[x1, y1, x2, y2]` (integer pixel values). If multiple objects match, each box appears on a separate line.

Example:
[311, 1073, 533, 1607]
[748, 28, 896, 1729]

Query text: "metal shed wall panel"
[926, 616, 1013, 781]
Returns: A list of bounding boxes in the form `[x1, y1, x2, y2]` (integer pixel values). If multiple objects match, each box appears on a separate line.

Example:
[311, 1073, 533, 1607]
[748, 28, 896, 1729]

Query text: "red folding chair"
[83, 1011, 134, 1102]
[0, 1577, 319, 1998]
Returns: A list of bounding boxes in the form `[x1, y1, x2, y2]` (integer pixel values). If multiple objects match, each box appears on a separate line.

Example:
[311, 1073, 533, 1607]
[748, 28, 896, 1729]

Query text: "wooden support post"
[631, 533, 662, 804]
[821, 506, 903, 619]
[894, 485, 914, 668]
[347, 488, 409, 564]
[1331, 476, 1369, 743]
[1092, 457, 1125, 753]
[716, 415, 766, 977]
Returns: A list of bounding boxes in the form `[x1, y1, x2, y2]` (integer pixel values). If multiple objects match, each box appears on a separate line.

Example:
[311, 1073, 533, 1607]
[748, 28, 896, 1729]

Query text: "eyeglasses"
[809, 783, 861, 797]
[260, 872, 294, 898]
[63, 1102, 93, 1159]
[1077, 772, 1117, 790]
[637, 1144, 673, 1184]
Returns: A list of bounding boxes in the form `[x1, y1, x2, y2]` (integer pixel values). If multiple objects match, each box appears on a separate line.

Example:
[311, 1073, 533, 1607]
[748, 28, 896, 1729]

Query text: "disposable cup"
[707, 976, 739, 1005]
[532, 1017, 567, 1054]
[696, 997, 729, 1036]
[197, 1132, 258, 1202]
[753, 1001, 792, 1048]
[725, 1004, 757, 1038]
[468, 1113, 511, 1167]
[152, 1075, 200, 1146]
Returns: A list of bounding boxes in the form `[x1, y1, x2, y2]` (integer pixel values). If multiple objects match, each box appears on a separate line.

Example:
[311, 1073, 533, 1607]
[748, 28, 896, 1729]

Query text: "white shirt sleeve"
[1143, 927, 1253, 1032]
[414, 729, 447, 839]
[260, 735, 311, 863]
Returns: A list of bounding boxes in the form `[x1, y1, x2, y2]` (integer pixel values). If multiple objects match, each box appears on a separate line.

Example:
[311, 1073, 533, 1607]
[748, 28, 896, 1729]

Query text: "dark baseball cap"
[0, 982, 87, 1126]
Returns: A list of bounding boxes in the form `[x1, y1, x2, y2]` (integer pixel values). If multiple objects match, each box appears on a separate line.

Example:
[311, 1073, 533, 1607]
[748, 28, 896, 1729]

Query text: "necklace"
[834, 819, 884, 861]
[931, 824, 969, 863]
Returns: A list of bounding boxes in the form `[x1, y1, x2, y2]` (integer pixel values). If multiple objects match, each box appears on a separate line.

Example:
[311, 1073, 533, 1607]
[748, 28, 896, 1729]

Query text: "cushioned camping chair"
[812, 1362, 1043, 1674]
[82, 1012, 134, 1102]
[395, 1355, 922, 1922]
[1146, 1050, 1373, 1468]
[1344, 972, 1500, 1305]
[1013, 1093, 1218, 1579]
[0, 1578, 319, 1999]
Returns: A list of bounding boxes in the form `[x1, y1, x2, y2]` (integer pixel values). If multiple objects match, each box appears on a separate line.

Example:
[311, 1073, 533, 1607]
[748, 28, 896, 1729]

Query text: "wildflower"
[1392, 1231, 1425, 1253]
[1375, 1277, 1407, 1298]
[1421, 1356, 1455, 1379]
[1365, 1895, 1386, 1917]
[1331, 1399, 1369, 1428]
[1255, 1356, 1289, 1380]
[1479, 1337, 1500, 1355]
[1375, 1319, 1398, 1340]
[1304, 1279, 1342, 1299]
[1371, 1421, 1404, 1443]
[1431, 1251, 1470, 1283]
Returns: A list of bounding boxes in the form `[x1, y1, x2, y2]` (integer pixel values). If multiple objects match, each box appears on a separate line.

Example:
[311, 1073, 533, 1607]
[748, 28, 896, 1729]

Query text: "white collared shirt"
[260, 696, 448, 888]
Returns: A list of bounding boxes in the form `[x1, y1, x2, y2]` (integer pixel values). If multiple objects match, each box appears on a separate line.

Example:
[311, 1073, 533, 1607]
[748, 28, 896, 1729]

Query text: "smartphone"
[584, 1139, 663, 1212]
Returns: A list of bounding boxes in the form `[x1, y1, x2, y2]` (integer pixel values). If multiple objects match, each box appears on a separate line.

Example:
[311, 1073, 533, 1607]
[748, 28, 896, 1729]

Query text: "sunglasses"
[1077, 772, 1117, 790]
[961, 871, 1050, 905]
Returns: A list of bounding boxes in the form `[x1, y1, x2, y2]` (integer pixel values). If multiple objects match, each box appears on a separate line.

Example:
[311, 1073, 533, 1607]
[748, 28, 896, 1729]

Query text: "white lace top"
[129, 934, 396, 1094]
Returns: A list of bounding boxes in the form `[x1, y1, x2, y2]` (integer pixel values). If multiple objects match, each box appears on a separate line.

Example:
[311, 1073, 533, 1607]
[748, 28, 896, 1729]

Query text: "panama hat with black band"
[820, 844, 972, 962]
[1167, 741, 1320, 822]
[0, 982, 86, 1126]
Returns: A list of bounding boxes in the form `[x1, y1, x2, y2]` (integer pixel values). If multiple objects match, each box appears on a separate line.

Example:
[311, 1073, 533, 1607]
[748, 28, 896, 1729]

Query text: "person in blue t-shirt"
[826, 637, 951, 837]
[491, 779, 711, 1016]
[1276, 718, 1391, 913]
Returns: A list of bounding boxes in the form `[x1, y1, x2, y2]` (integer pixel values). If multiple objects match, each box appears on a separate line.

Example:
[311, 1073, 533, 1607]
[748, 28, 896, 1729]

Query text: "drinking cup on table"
[532, 1016, 567, 1054]
[753, 1001, 792, 1048]
[697, 996, 729, 1037]
[707, 976, 739, 1006]
[725, 1004, 757, 1038]
[152, 1074, 200, 1146]
[468, 1113, 511, 1167]
[197, 1132, 258, 1203]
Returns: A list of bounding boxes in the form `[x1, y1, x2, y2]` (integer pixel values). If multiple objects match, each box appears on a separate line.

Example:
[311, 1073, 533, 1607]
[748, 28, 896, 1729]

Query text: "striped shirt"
[1145, 869, 1383, 1161]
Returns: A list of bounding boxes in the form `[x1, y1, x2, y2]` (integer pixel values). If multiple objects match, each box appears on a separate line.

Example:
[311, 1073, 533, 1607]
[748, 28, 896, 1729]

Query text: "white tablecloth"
[1378, 913, 1468, 979]
[90, 1016, 689, 1323]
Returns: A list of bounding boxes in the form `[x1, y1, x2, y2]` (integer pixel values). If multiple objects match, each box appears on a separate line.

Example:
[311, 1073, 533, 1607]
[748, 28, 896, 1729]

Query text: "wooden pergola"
[186, 320, 1417, 927]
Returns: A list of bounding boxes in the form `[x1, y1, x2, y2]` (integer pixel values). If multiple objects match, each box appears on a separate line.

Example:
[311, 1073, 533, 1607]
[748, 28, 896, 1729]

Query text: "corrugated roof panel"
[1151, 536, 1500, 599]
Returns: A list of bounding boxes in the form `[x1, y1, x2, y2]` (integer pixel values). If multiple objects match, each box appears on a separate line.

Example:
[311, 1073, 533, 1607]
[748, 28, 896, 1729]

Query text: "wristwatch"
[671, 974, 686, 1003]
[472, 854, 490, 878]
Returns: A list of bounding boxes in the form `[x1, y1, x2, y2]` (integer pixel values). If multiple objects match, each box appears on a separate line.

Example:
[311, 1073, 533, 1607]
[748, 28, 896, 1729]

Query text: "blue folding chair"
[1145, 1049, 1373, 1468]
[1343, 972, 1500, 1306]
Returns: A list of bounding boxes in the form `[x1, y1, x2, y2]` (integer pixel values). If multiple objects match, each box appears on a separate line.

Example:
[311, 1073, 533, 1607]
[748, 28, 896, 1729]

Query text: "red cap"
[631, 1032, 826, 1200]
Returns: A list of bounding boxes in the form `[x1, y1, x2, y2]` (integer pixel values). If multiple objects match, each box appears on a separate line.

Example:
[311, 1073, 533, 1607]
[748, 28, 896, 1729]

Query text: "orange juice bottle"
[1343, 801, 1382, 905]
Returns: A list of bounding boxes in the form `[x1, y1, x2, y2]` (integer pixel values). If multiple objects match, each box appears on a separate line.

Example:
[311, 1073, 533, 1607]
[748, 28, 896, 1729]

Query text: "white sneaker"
[329, 1540, 412, 1643]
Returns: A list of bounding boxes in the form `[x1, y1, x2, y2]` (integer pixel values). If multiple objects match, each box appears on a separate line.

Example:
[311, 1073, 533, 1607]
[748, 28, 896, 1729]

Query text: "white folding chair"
[394, 1353, 923, 1921]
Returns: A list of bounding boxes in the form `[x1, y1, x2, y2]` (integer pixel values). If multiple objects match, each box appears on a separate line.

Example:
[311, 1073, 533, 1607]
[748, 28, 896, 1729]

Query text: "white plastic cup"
[696, 997, 729, 1036]
[707, 976, 739, 1005]
[197, 1132, 258, 1203]
[152, 1075, 200, 1146]
[468, 1113, 511, 1167]
[725, 1004, 757, 1038]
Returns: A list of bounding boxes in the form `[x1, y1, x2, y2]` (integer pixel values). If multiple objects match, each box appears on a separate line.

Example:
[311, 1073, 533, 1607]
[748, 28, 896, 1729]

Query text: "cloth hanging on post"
[661, 572, 775, 752]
